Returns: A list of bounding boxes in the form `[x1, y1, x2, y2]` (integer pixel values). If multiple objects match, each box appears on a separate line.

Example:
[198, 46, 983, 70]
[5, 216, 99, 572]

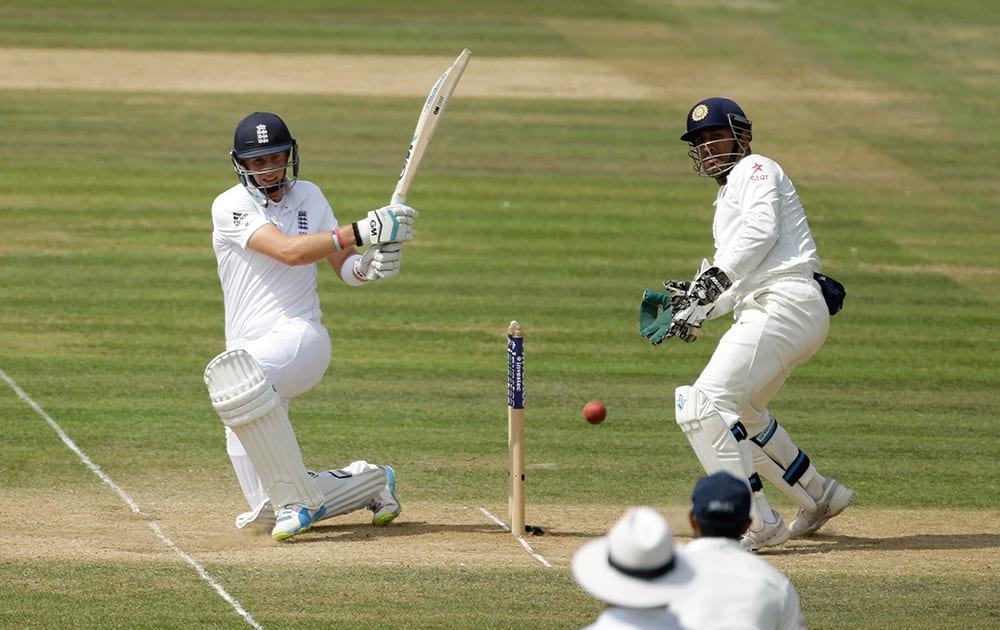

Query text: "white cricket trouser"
[695, 278, 829, 436]
[225, 317, 332, 509]
[231, 316, 332, 400]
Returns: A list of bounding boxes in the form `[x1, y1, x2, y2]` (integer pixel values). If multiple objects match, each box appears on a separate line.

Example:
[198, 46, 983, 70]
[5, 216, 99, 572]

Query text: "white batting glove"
[354, 242, 403, 281]
[352, 204, 419, 247]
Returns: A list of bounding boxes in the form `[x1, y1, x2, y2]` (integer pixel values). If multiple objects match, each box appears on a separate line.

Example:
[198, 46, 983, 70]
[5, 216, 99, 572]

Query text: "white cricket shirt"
[211, 181, 338, 346]
[672, 537, 806, 630]
[709, 154, 821, 317]
[581, 606, 685, 629]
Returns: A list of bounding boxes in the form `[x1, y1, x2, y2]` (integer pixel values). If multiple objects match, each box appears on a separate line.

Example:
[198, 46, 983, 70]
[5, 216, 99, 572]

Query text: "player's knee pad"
[749, 416, 820, 511]
[674, 385, 753, 482]
[205, 349, 324, 510]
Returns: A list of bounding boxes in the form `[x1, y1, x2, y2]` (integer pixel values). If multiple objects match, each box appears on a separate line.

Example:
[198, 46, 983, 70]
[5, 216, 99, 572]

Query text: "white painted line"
[1, 368, 264, 630]
[478, 507, 552, 567]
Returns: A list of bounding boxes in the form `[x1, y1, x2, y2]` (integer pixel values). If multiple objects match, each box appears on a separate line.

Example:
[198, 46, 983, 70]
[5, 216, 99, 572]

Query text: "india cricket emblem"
[691, 104, 709, 122]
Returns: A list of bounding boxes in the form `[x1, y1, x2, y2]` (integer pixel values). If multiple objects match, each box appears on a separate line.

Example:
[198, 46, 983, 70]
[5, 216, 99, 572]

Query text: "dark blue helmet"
[232, 112, 296, 159]
[229, 112, 299, 197]
[680, 97, 752, 143]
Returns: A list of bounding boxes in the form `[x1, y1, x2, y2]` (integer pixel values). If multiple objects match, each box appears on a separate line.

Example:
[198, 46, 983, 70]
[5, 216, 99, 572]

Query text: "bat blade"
[391, 48, 471, 206]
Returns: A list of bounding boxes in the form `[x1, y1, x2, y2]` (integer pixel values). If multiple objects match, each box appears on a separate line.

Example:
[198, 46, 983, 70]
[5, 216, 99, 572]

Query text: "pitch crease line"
[478, 507, 552, 567]
[1, 368, 264, 630]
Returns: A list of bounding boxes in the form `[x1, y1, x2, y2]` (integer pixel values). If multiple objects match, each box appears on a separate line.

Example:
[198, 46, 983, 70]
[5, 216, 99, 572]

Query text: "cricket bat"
[391, 48, 471, 206]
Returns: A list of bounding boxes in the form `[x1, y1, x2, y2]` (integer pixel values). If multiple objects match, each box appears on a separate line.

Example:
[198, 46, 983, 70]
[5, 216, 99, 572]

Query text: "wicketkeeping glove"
[353, 204, 419, 247]
[354, 242, 403, 281]
[639, 290, 676, 345]
[669, 301, 711, 343]
[666, 260, 733, 343]
[662, 279, 691, 299]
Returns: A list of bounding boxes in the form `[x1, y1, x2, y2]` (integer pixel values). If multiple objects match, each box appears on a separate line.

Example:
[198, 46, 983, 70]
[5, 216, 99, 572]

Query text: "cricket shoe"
[369, 465, 401, 527]
[789, 478, 855, 538]
[272, 504, 327, 541]
[235, 499, 276, 530]
[741, 509, 791, 551]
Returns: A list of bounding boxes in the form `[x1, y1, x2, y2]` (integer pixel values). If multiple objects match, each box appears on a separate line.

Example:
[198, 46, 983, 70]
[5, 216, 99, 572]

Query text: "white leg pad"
[226, 429, 269, 510]
[674, 385, 754, 484]
[750, 443, 818, 512]
[310, 466, 387, 521]
[205, 349, 324, 510]
[750, 417, 820, 512]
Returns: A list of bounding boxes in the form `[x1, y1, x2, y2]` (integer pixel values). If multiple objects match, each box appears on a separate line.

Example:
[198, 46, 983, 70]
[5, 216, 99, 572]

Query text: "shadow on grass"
[293, 519, 517, 543]
[758, 532, 1000, 556]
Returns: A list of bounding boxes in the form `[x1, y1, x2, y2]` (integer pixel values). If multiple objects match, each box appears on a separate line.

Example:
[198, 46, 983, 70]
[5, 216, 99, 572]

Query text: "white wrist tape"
[341, 253, 367, 286]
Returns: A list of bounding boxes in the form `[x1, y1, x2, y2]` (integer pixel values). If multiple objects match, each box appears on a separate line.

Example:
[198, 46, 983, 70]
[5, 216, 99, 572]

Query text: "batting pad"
[674, 385, 754, 487]
[310, 466, 387, 521]
[205, 349, 325, 510]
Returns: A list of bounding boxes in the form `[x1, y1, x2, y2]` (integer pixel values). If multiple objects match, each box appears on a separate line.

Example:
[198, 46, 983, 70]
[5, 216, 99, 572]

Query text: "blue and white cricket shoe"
[272, 504, 327, 541]
[370, 465, 401, 526]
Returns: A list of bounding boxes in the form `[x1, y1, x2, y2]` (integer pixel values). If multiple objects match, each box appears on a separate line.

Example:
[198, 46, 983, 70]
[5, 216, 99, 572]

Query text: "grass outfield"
[1, 2, 999, 628]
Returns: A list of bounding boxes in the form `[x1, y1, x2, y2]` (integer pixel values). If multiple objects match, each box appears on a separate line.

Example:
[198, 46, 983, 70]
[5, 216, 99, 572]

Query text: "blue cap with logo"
[691, 471, 752, 531]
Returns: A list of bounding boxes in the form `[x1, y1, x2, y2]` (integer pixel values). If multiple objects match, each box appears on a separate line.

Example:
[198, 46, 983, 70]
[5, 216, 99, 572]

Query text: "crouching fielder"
[639, 97, 854, 550]
[205, 112, 412, 541]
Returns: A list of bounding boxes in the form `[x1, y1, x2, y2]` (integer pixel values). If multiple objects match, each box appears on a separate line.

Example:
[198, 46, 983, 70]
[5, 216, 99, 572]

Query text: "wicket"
[507, 320, 526, 536]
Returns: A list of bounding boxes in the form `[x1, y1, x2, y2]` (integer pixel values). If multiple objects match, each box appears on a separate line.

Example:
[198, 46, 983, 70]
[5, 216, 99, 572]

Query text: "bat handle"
[390, 192, 407, 206]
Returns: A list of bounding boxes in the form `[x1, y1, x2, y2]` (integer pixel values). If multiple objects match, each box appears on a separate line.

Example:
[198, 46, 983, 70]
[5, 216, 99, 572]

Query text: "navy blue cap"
[691, 472, 751, 530]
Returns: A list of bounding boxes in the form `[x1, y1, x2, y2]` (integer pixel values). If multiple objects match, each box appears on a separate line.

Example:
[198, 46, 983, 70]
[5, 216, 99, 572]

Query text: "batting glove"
[354, 242, 403, 281]
[353, 204, 419, 247]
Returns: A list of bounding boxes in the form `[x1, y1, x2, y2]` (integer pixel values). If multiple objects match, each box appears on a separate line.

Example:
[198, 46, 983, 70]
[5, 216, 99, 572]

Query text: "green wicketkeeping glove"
[638, 289, 675, 345]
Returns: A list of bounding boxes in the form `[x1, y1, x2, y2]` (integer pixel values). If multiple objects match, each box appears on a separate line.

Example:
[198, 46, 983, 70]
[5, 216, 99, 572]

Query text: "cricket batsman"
[204, 112, 414, 541]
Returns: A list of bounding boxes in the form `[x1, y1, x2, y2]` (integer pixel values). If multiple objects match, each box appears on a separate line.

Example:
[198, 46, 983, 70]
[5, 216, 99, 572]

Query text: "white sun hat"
[572, 506, 694, 609]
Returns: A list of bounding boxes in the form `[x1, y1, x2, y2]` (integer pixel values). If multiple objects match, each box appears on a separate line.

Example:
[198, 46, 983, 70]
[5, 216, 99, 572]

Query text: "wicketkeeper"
[205, 112, 415, 541]
[639, 97, 854, 550]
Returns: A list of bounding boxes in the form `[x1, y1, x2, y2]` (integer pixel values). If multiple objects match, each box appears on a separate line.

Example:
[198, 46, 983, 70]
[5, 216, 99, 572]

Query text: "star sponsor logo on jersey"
[232, 212, 249, 229]
[750, 162, 769, 182]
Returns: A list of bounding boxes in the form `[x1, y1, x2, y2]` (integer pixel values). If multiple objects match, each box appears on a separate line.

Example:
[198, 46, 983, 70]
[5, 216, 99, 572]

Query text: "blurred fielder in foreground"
[573, 506, 694, 629]
[673, 472, 807, 629]
[639, 97, 853, 550]
[204, 112, 415, 541]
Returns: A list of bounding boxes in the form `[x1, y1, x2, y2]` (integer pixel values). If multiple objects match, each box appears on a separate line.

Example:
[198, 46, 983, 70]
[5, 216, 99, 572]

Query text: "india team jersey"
[211, 181, 338, 345]
[711, 154, 820, 300]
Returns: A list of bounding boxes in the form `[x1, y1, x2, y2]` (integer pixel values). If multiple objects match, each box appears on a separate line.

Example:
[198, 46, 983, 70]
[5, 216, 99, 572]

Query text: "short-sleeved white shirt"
[709, 154, 820, 317]
[672, 537, 806, 630]
[211, 181, 338, 346]
[581, 606, 685, 629]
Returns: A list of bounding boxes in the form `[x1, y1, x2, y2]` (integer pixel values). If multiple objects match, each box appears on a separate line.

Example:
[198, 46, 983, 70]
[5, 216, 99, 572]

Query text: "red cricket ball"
[583, 401, 607, 425]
